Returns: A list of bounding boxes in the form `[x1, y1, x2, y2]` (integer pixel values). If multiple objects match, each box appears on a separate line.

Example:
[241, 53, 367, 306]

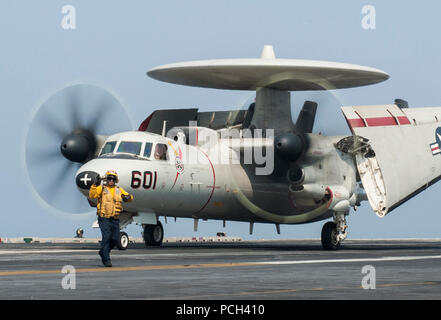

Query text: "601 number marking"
[131, 171, 157, 189]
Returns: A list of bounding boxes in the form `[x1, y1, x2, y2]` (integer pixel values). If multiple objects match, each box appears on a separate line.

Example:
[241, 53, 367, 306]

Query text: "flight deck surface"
[0, 239, 440, 300]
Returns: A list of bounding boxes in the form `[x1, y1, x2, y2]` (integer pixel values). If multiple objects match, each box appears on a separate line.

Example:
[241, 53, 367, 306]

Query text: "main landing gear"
[117, 221, 164, 249]
[143, 221, 164, 246]
[321, 212, 348, 250]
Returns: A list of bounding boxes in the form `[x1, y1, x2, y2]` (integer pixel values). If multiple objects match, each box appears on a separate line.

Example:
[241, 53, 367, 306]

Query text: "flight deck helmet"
[105, 170, 119, 183]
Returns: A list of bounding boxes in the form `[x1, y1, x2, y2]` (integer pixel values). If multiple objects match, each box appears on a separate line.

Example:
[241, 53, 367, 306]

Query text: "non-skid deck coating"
[0, 239, 440, 299]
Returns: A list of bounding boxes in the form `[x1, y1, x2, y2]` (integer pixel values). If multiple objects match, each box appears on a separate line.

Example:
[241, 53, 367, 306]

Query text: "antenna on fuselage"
[162, 120, 168, 137]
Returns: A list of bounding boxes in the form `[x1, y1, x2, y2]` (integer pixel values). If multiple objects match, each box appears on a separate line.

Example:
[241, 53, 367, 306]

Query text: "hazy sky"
[2, 1, 441, 240]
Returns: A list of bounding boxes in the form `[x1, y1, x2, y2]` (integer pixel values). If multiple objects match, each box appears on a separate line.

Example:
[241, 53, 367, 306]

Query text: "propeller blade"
[87, 93, 112, 133]
[68, 91, 81, 130]
[34, 108, 68, 139]
[41, 161, 91, 213]
[295, 101, 318, 134]
[88, 90, 129, 134]
[27, 147, 62, 163]
[44, 160, 74, 200]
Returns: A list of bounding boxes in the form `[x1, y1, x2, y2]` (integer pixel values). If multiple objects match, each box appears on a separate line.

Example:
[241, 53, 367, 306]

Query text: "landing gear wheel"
[117, 232, 129, 250]
[144, 221, 164, 246]
[321, 221, 341, 250]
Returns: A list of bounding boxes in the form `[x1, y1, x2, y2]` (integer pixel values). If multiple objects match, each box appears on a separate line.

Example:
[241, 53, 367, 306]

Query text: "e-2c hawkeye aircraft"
[26, 46, 441, 250]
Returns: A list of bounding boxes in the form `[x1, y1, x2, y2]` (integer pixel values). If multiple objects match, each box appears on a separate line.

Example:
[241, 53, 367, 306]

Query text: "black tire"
[117, 232, 129, 250]
[321, 221, 341, 250]
[144, 221, 164, 246]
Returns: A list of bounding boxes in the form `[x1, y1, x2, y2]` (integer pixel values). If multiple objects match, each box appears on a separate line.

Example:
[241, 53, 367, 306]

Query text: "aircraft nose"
[76, 171, 100, 190]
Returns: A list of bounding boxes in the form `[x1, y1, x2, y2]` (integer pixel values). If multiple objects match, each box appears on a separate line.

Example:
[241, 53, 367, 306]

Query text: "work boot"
[103, 260, 112, 268]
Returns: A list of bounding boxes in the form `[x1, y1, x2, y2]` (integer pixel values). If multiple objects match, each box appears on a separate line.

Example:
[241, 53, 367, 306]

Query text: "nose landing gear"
[117, 231, 129, 250]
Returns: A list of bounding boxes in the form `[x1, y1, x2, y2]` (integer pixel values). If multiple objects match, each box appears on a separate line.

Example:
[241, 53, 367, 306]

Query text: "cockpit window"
[154, 143, 168, 160]
[100, 141, 117, 155]
[117, 141, 142, 155]
[144, 142, 153, 158]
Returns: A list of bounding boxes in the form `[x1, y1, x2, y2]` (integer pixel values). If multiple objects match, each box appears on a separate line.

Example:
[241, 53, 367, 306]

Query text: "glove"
[94, 174, 101, 186]
[122, 194, 131, 202]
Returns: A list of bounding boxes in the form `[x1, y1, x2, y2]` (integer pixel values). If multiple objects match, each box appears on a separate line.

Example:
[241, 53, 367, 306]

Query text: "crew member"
[89, 170, 133, 267]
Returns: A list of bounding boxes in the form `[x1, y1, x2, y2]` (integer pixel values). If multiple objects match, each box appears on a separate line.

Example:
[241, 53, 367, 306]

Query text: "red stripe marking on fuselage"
[192, 149, 216, 215]
[170, 172, 180, 191]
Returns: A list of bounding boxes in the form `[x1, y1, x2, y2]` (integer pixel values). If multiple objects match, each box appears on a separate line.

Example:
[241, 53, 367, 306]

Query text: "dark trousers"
[98, 216, 120, 262]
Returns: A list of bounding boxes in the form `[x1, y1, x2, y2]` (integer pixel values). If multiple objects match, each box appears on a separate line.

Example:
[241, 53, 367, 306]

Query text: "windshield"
[100, 141, 117, 156]
[117, 141, 142, 155]
[144, 142, 153, 158]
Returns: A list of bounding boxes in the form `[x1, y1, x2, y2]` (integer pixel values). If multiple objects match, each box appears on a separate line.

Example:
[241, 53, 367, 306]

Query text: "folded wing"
[342, 103, 441, 217]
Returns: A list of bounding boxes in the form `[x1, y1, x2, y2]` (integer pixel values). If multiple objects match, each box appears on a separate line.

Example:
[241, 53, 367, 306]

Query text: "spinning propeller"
[25, 84, 132, 216]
